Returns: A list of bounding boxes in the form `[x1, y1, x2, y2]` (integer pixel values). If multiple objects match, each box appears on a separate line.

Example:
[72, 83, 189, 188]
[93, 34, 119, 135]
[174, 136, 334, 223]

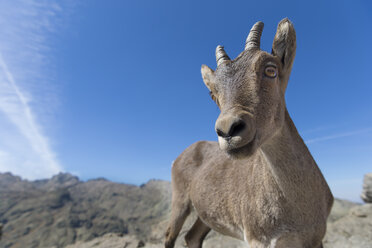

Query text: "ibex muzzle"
[215, 109, 256, 155]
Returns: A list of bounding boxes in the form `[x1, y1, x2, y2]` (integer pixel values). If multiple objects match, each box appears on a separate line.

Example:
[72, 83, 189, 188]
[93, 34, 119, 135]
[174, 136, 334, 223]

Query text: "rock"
[65, 234, 162, 248]
[361, 173, 372, 203]
[33, 173, 80, 192]
[64, 232, 247, 248]
[327, 199, 359, 223]
[323, 204, 372, 248]
[0, 172, 31, 191]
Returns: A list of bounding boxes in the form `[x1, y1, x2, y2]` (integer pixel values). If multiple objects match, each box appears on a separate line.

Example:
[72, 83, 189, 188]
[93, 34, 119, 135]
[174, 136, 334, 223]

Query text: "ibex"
[165, 18, 333, 248]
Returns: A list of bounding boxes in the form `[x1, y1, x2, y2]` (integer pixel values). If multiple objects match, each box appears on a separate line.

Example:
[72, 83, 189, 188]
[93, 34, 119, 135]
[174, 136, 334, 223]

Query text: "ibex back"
[165, 18, 333, 248]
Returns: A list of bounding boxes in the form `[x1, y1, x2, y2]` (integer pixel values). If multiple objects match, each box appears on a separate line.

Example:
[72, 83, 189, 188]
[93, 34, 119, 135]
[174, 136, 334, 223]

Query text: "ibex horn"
[245, 21, 264, 50]
[216, 45, 231, 66]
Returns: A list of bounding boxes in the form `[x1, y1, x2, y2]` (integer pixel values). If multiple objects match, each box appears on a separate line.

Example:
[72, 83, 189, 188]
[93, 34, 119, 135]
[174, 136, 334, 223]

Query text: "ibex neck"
[261, 108, 307, 153]
[259, 108, 316, 197]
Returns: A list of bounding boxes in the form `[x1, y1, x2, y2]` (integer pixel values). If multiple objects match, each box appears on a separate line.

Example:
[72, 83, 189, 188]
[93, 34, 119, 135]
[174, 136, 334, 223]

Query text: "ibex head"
[201, 18, 296, 158]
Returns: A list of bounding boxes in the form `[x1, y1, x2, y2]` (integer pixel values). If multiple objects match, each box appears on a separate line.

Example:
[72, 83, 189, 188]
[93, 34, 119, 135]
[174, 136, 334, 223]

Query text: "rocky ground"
[67, 199, 372, 248]
[0, 172, 371, 248]
[324, 203, 372, 248]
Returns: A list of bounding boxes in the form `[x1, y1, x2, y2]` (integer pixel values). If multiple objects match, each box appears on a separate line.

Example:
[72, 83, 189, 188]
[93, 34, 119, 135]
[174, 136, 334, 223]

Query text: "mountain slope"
[0, 173, 170, 248]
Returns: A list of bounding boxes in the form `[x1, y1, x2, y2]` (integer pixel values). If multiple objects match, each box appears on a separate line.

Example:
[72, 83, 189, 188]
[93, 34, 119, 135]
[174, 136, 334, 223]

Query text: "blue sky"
[0, 0, 371, 202]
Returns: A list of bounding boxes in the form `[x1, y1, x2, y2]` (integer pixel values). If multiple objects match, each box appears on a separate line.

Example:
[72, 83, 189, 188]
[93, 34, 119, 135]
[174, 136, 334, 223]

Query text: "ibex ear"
[272, 18, 296, 92]
[201, 65, 216, 92]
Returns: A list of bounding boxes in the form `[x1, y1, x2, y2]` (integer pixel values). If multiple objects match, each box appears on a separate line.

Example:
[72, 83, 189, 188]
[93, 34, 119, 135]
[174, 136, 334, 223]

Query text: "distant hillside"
[0, 172, 371, 248]
[0, 172, 171, 248]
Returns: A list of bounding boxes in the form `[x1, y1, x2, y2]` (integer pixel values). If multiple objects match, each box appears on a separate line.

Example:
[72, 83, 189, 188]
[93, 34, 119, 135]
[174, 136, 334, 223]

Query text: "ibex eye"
[264, 66, 277, 78]
[209, 91, 216, 101]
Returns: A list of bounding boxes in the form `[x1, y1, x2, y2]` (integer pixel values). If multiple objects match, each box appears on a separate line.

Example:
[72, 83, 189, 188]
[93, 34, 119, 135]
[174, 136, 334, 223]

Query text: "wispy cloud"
[305, 128, 372, 144]
[301, 125, 339, 135]
[0, 0, 73, 179]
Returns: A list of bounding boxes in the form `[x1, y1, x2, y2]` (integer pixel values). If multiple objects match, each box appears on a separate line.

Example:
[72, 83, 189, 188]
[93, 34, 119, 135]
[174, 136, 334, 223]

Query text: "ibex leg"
[185, 217, 211, 248]
[164, 197, 190, 248]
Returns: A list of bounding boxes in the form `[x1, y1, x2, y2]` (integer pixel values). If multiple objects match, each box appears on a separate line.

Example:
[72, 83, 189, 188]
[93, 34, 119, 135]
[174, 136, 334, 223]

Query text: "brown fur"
[165, 18, 333, 248]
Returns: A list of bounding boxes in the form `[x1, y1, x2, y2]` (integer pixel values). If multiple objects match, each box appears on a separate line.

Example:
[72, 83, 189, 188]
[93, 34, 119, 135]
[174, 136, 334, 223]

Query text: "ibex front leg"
[184, 218, 211, 248]
[164, 193, 191, 248]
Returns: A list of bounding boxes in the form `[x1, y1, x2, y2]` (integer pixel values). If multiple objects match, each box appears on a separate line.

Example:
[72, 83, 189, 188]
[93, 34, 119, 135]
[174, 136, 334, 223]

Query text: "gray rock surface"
[361, 173, 372, 203]
[65, 234, 161, 248]
[327, 198, 359, 222]
[69, 199, 368, 248]
[324, 203, 372, 248]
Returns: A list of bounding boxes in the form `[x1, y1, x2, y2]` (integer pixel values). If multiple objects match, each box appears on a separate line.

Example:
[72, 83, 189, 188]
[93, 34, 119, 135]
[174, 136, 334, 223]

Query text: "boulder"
[65, 233, 161, 248]
[323, 204, 372, 248]
[361, 173, 372, 203]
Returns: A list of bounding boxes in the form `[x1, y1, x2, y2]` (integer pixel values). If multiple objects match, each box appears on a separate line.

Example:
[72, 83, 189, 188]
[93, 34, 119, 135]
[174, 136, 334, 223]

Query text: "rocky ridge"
[0, 173, 170, 248]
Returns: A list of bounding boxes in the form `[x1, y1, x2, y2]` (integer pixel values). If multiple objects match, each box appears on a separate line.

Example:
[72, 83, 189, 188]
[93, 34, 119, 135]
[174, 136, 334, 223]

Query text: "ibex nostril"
[228, 121, 246, 137]
[216, 128, 228, 138]
[216, 120, 246, 139]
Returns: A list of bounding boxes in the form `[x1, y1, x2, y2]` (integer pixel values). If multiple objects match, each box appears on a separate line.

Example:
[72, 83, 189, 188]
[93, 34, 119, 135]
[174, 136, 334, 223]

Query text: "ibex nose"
[215, 117, 246, 139]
